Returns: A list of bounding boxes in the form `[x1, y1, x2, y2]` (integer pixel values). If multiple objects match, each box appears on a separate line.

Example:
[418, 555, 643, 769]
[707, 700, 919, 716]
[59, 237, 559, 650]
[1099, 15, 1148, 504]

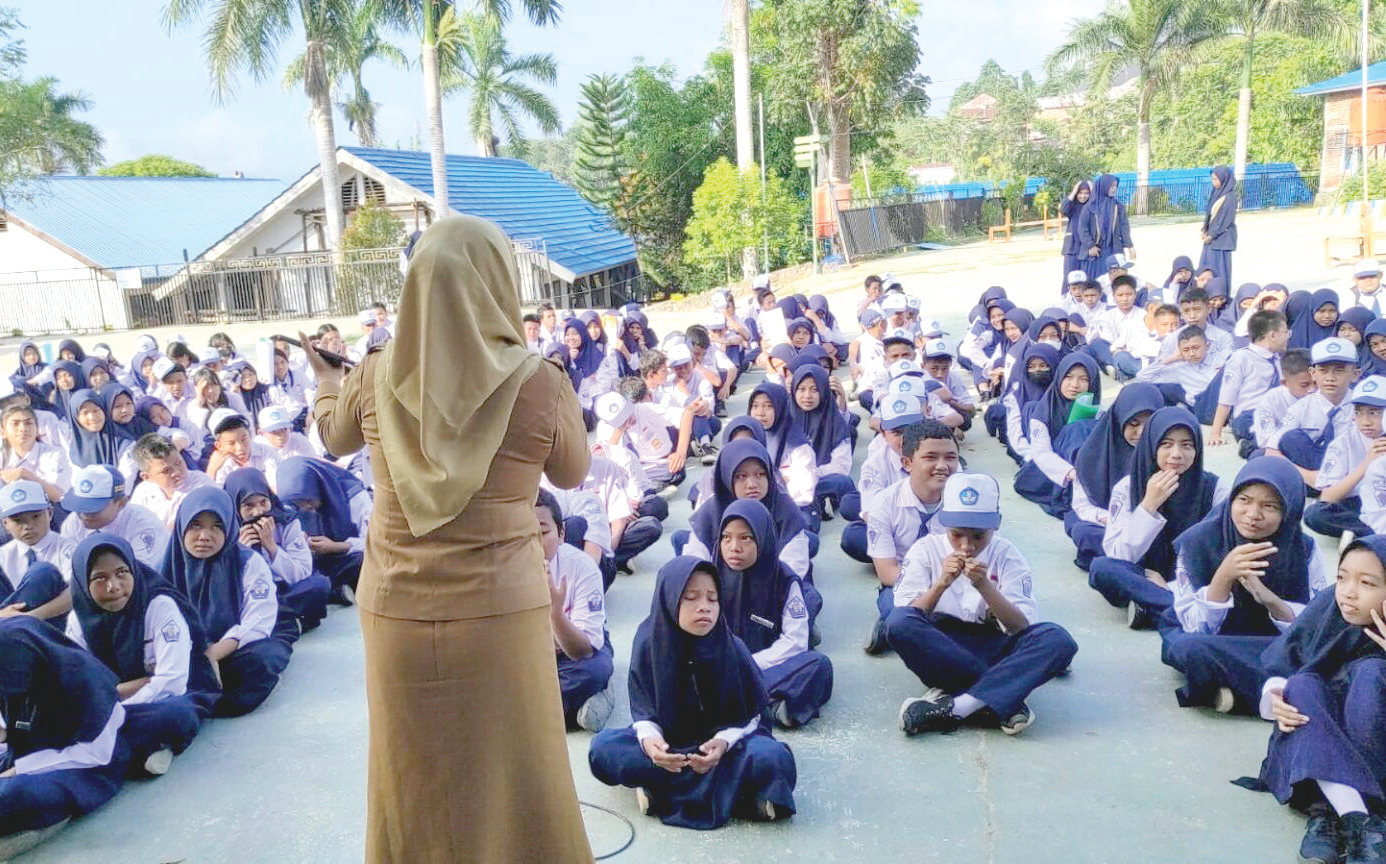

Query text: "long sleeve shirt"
[1101, 476, 1230, 565]
[66, 595, 193, 705]
[1170, 541, 1329, 634]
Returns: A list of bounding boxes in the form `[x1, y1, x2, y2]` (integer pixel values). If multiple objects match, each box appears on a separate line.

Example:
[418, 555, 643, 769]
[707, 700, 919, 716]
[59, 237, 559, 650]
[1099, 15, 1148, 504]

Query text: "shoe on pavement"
[0, 818, 71, 862]
[1340, 811, 1385, 864]
[635, 788, 652, 816]
[899, 688, 962, 736]
[1214, 687, 1236, 714]
[863, 618, 890, 655]
[1000, 703, 1035, 736]
[143, 748, 174, 776]
[576, 683, 615, 733]
[1297, 804, 1340, 864]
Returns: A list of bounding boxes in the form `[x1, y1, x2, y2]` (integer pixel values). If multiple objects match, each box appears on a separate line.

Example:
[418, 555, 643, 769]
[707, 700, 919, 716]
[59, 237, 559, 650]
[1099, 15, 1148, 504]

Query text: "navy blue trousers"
[1278, 429, 1328, 472]
[840, 521, 870, 563]
[839, 491, 862, 523]
[0, 736, 130, 835]
[277, 574, 330, 634]
[815, 473, 856, 516]
[558, 641, 614, 720]
[1230, 409, 1256, 444]
[1304, 498, 1371, 539]
[762, 651, 833, 726]
[984, 402, 1006, 441]
[314, 549, 363, 592]
[858, 390, 875, 412]
[638, 494, 669, 523]
[884, 609, 1076, 718]
[1261, 657, 1386, 806]
[1088, 557, 1173, 622]
[616, 515, 663, 568]
[0, 562, 66, 616]
[1160, 627, 1273, 713]
[588, 726, 796, 830]
[1113, 351, 1142, 381]
[1084, 339, 1115, 370]
[876, 585, 895, 621]
[122, 696, 205, 766]
[1063, 510, 1105, 571]
[215, 636, 292, 718]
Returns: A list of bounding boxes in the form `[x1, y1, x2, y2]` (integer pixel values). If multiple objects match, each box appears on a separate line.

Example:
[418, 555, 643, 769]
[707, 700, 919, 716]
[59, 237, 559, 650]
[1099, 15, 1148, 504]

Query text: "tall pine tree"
[573, 73, 631, 217]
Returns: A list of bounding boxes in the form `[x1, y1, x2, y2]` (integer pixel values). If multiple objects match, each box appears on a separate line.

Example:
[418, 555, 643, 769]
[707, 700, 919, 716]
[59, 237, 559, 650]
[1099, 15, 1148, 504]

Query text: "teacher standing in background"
[1200, 165, 1238, 288]
[308, 216, 595, 864]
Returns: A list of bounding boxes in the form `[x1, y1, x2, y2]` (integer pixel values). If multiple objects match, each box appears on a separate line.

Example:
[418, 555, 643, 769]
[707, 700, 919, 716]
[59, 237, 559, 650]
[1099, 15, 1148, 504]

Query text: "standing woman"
[1061, 179, 1097, 286]
[1200, 166, 1238, 288]
[1079, 174, 1135, 274]
[308, 216, 594, 864]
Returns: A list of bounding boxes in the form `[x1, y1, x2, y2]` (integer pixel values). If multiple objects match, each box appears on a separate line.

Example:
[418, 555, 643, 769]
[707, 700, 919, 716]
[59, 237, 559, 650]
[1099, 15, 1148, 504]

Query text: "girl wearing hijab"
[764, 343, 798, 388]
[1061, 179, 1097, 285]
[0, 618, 130, 848]
[1066, 384, 1163, 571]
[56, 339, 85, 364]
[274, 456, 371, 607]
[67, 533, 220, 773]
[162, 487, 291, 717]
[561, 318, 616, 431]
[134, 396, 201, 468]
[1078, 174, 1134, 272]
[1205, 276, 1235, 331]
[1289, 289, 1341, 351]
[688, 415, 769, 510]
[1250, 537, 1386, 864]
[1161, 255, 1195, 306]
[102, 383, 159, 443]
[47, 360, 86, 422]
[1160, 457, 1328, 714]
[579, 310, 608, 352]
[1336, 306, 1375, 351]
[1089, 407, 1228, 628]
[225, 467, 324, 635]
[747, 383, 816, 510]
[981, 307, 1035, 435]
[11, 340, 51, 404]
[65, 389, 138, 484]
[789, 365, 856, 525]
[1000, 343, 1060, 465]
[615, 311, 653, 378]
[1199, 166, 1238, 287]
[232, 362, 273, 435]
[962, 296, 1012, 386]
[587, 557, 797, 828]
[80, 357, 112, 393]
[1361, 319, 1386, 377]
[715, 500, 833, 729]
[1013, 353, 1100, 516]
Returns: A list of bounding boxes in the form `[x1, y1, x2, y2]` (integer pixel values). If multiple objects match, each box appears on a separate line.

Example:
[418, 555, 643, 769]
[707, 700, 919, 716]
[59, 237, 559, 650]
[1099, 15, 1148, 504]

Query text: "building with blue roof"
[1295, 62, 1386, 195]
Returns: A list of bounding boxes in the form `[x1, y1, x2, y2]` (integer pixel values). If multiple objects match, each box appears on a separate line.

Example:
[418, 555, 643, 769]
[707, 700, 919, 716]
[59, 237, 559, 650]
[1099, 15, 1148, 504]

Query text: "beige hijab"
[375, 215, 540, 537]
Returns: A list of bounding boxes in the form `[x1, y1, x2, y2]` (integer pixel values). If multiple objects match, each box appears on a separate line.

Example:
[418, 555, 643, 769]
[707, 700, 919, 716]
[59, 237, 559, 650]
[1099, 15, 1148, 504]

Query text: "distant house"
[907, 164, 957, 186]
[1296, 61, 1386, 195]
[958, 93, 999, 121]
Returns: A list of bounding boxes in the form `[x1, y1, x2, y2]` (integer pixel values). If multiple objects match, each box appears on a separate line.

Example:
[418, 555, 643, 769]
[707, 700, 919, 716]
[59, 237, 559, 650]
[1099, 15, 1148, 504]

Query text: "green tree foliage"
[340, 197, 405, 248]
[683, 158, 802, 289]
[573, 73, 631, 213]
[99, 154, 216, 177]
[509, 128, 576, 184]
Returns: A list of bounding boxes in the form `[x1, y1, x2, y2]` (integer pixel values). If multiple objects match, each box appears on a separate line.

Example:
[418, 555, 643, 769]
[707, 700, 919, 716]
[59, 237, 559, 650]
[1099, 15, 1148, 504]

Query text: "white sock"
[1318, 780, 1368, 816]
[951, 694, 985, 719]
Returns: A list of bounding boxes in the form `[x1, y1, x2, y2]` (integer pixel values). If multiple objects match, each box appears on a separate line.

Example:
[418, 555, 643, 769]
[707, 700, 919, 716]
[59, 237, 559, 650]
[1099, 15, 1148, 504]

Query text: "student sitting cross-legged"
[1305, 375, 1386, 542]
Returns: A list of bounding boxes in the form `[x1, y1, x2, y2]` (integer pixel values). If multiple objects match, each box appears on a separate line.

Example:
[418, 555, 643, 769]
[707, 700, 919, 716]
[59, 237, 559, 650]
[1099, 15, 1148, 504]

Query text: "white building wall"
[0, 221, 130, 334]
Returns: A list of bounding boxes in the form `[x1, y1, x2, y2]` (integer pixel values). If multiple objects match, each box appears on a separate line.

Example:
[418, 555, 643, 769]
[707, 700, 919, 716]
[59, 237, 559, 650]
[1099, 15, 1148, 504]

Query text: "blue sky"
[11, 0, 1102, 181]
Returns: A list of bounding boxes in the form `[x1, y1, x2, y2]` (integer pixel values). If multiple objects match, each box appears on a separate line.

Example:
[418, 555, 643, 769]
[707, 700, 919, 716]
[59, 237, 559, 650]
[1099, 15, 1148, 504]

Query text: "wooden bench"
[988, 207, 1065, 243]
[1325, 232, 1386, 267]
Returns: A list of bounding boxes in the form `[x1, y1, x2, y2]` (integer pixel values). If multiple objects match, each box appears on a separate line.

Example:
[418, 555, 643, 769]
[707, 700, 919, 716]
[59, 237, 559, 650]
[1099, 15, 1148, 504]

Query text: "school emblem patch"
[9, 488, 24, 503]
[787, 595, 808, 619]
[78, 478, 93, 494]
[136, 531, 157, 555]
[160, 620, 181, 644]
[249, 580, 271, 600]
[959, 487, 979, 506]
[1327, 341, 1343, 354]
[586, 593, 603, 613]
[1366, 380, 1380, 393]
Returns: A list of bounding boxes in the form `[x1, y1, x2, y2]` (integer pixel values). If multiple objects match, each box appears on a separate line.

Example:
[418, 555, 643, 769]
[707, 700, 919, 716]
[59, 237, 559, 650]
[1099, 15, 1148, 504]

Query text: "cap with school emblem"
[881, 293, 908, 313]
[939, 472, 1002, 531]
[152, 356, 181, 381]
[1311, 337, 1358, 366]
[887, 376, 928, 401]
[1, 480, 49, 519]
[209, 408, 246, 436]
[888, 359, 924, 379]
[1067, 270, 1088, 285]
[1350, 375, 1386, 408]
[595, 392, 634, 428]
[61, 465, 125, 514]
[881, 394, 924, 430]
[923, 338, 953, 359]
[257, 404, 293, 433]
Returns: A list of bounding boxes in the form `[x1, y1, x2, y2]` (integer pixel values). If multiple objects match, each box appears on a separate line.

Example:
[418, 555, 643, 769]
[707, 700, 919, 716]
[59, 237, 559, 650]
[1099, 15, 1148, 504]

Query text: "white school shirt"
[576, 351, 622, 411]
[750, 579, 810, 673]
[129, 470, 215, 531]
[1217, 345, 1281, 415]
[778, 442, 818, 508]
[1264, 391, 1353, 452]
[0, 530, 75, 584]
[856, 333, 886, 378]
[818, 438, 853, 478]
[1170, 540, 1330, 634]
[1103, 307, 1144, 349]
[894, 533, 1039, 633]
[584, 454, 642, 520]
[632, 714, 760, 751]
[33, 409, 67, 452]
[959, 326, 994, 371]
[865, 477, 945, 562]
[1353, 458, 1386, 533]
[548, 544, 606, 652]
[1025, 419, 1075, 486]
[1102, 475, 1230, 565]
[270, 371, 309, 416]
[683, 507, 811, 580]
[1070, 479, 1107, 525]
[256, 430, 318, 461]
[60, 504, 168, 567]
[1003, 391, 1031, 461]
[247, 518, 314, 587]
[1252, 386, 1304, 448]
[551, 486, 613, 556]
[6, 703, 125, 776]
[1, 438, 72, 492]
[65, 595, 192, 705]
[212, 442, 281, 487]
[1158, 324, 1234, 367]
[858, 440, 906, 517]
[942, 368, 976, 408]
[592, 426, 658, 494]
[336, 490, 373, 556]
[217, 552, 277, 647]
[1135, 355, 1221, 402]
[1315, 430, 1372, 494]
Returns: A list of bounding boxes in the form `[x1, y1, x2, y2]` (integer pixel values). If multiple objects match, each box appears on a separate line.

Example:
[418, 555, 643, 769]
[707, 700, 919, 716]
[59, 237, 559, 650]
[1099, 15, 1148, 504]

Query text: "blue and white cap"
[881, 273, 902, 291]
[704, 311, 727, 330]
[666, 342, 693, 366]
[752, 274, 771, 290]
[887, 376, 929, 401]
[860, 308, 885, 329]
[1, 480, 49, 519]
[258, 404, 294, 433]
[888, 359, 924, 379]
[711, 291, 729, 311]
[881, 394, 924, 430]
[152, 357, 181, 381]
[61, 465, 125, 514]
[1067, 269, 1088, 285]
[1349, 375, 1386, 408]
[939, 472, 1001, 531]
[881, 293, 909, 313]
[1355, 259, 1381, 278]
[1107, 253, 1132, 271]
[595, 392, 634, 428]
[209, 408, 246, 435]
[923, 338, 952, 359]
[906, 296, 922, 312]
[883, 327, 915, 346]
[1311, 337, 1358, 365]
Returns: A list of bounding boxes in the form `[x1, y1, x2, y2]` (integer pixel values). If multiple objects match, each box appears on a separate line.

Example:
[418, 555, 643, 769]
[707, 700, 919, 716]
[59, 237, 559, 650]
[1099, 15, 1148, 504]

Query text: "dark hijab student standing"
[1199, 165, 1238, 287]
[1061, 179, 1098, 284]
[1078, 174, 1133, 268]
[309, 215, 594, 863]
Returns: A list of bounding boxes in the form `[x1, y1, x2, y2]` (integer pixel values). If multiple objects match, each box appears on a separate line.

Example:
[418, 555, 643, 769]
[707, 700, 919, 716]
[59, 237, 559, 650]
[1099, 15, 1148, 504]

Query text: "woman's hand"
[641, 736, 686, 773]
[1269, 686, 1308, 734]
[687, 738, 728, 775]
[299, 331, 344, 386]
[1140, 468, 1180, 513]
[1365, 607, 1386, 653]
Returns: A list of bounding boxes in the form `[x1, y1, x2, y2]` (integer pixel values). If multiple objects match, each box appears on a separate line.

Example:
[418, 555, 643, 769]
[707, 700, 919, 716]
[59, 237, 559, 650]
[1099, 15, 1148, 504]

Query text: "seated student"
[1137, 326, 1222, 413]
[163, 487, 291, 717]
[588, 557, 796, 828]
[64, 389, 138, 485]
[1252, 538, 1386, 864]
[864, 420, 960, 654]
[1289, 288, 1341, 351]
[1013, 353, 1100, 517]
[850, 309, 889, 399]
[0, 481, 75, 622]
[182, 367, 246, 436]
[1250, 348, 1316, 450]
[81, 358, 113, 394]
[134, 396, 201, 467]
[0, 618, 132, 855]
[1156, 289, 1234, 363]
[963, 299, 1015, 394]
[1306, 376, 1386, 541]
[225, 467, 325, 635]
[255, 404, 317, 461]
[0, 403, 71, 511]
[130, 434, 215, 532]
[716, 499, 833, 729]
[789, 365, 855, 524]
[1209, 309, 1289, 451]
[46, 360, 87, 424]
[1361, 319, 1386, 377]
[1265, 337, 1359, 488]
[268, 349, 310, 425]
[688, 324, 738, 408]
[1087, 276, 1144, 377]
[661, 342, 720, 461]
[534, 490, 615, 734]
[593, 386, 692, 491]
[558, 452, 664, 581]
[204, 409, 280, 487]
[687, 416, 767, 512]
[1001, 343, 1061, 465]
[841, 396, 921, 564]
[60, 464, 168, 567]
[1161, 457, 1329, 714]
[1067, 384, 1163, 571]
[748, 383, 816, 510]
[275, 456, 371, 607]
[66, 534, 221, 775]
[886, 472, 1078, 737]
[920, 338, 975, 429]
[0, 381, 69, 455]
[1089, 407, 1228, 628]
[150, 357, 191, 421]
[859, 326, 917, 412]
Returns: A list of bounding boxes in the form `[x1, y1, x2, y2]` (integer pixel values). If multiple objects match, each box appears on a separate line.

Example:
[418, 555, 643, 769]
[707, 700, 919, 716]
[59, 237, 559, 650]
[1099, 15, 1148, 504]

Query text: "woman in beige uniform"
[308, 215, 594, 863]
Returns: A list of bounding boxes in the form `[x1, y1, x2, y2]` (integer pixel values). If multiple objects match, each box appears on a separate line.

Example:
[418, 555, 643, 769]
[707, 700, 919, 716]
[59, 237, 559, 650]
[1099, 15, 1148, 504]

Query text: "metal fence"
[838, 202, 929, 259]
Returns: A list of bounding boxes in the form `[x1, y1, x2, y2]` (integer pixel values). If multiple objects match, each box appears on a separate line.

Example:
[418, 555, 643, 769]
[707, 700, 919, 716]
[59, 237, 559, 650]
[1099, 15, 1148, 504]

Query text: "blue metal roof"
[345, 147, 636, 278]
[4, 175, 287, 268]
[1296, 61, 1386, 96]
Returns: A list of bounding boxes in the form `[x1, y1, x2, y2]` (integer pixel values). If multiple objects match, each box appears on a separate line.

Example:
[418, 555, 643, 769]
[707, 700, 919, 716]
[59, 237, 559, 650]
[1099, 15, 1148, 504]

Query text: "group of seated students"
[0, 317, 387, 857]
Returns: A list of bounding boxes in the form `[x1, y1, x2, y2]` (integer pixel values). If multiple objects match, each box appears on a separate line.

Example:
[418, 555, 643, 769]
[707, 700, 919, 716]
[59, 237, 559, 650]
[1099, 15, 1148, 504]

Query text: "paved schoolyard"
[17, 208, 1349, 863]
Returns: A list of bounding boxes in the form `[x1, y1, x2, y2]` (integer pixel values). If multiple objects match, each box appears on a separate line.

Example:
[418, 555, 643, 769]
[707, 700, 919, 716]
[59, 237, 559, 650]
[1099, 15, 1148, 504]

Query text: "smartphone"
[271, 334, 355, 369]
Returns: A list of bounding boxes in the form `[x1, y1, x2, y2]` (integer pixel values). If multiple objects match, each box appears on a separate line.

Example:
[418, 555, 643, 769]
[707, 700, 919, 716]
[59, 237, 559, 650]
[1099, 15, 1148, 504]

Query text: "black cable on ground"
[580, 799, 636, 860]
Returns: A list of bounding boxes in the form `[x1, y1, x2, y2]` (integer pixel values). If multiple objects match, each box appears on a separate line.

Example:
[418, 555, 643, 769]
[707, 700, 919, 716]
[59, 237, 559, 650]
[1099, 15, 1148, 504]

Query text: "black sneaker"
[1298, 805, 1340, 864]
[863, 619, 890, 655]
[1341, 812, 1385, 864]
[1000, 703, 1035, 736]
[899, 689, 962, 736]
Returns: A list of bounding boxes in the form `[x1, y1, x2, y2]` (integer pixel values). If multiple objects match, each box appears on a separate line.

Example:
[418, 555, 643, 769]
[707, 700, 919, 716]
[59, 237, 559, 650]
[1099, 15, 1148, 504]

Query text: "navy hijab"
[224, 467, 295, 528]
[1006, 342, 1061, 411]
[1128, 407, 1220, 574]
[714, 499, 796, 654]
[1361, 319, 1386, 376]
[275, 456, 364, 541]
[0, 617, 119, 758]
[579, 310, 608, 350]
[1025, 352, 1100, 442]
[1075, 382, 1164, 510]
[15, 340, 45, 378]
[49, 359, 87, 420]
[1086, 174, 1122, 242]
[1204, 277, 1233, 329]
[1287, 289, 1338, 350]
[808, 295, 836, 330]
[1203, 166, 1236, 232]
[1173, 457, 1313, 637]
[722, 414, 768, 448]
[162, 486, 255, 641]
[750, 381, 809, 466]
[102, 382, 158, 441]
[234, 363, 273, 424]
[70, 533, 220, 697]
[1163, 255, 1194, 297]
[561, 319, 605, 386]
[66, 387, 127, 467]
[691, 439, 805, 552]
[1001, 308, 1037, 366]
[1337, 306, 1375, 347]
[57, 338, 86, 363]
[969, 286, 1008, 324]
[789, 365, 851, 466]
[626, 557, 766, 748]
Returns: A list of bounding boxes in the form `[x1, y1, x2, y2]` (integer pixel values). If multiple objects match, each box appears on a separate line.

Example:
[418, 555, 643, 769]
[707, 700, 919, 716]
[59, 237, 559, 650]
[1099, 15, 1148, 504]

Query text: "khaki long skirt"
[360, 605, 595, 864]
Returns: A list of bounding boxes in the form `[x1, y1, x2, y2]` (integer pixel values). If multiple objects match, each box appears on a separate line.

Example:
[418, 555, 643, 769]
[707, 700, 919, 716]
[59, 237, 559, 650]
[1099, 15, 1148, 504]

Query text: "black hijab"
[1127, 407, 1220, 574]
[1074, 382, 1163, 510]
[713, 499, 796, 654]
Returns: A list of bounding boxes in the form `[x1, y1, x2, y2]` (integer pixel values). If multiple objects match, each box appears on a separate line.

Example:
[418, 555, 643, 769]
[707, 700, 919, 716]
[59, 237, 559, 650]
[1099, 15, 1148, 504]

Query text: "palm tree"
[437, 9, 558, 158]
[1, 76, 105, 175]
[375, 0, 561, 218]
[164, 0, 353, 248]
[284, 0, 410, 148]
[1049, 0, 1225, 214]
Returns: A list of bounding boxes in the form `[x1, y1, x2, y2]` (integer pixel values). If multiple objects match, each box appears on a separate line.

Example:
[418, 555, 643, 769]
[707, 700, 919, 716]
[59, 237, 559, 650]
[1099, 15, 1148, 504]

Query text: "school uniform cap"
[860, 308, 885, 328]
[1067, 270, 1088, 285]
[1, 480, 49, 518]
[209, 408, 245, 435]
[61, 465, 125, 514]
[752, 274, 772, 290]
[888, 359, 924, 379]
[940, 472, 1002, 531]
[711, 292, 729, 311]
[135, 334, 159, 353]
[887, 375, 929, 400]
[881, 293, 909, 313]
[358, 308, 377, 325]
[258, 404, 293, 432]
[595, 392, 634, 427]
[152, 357, 181, 381]
[882, 327, 915, 347]
[1107, 253, 1132, 270]
[666, 342, 693, 366]
[1349, 376, 1386, 407]
[906, 296, 922, 311]
[1355, 259, 1382, 277]
[920, 319, 946, 338]
[881, 394, 924, 430]
[1311, 337, 1357, 365]
[704, 311, 727, 330]
[923, 338, 953, 359]
[202, 345, 224, 363]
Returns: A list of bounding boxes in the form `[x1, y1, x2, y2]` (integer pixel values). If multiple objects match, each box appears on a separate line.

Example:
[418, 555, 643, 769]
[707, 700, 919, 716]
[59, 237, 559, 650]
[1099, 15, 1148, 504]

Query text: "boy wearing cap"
[881, 293, 909, 332]
[850, 308, 888, 393]
[256, 405, 317, 460]
[205, 410, 282, 487]
[922, 339, 974, 428]
[152, 357, 191, 418]
[0, 479, 76, 621]
[1264, 336, 1359, 487]
[656, 343, 719, 462]
[1350, 259, 1384, 314]
[686, 324, 738, 408]
[1084, 276, 1142, 376]
[1209, 309, 1289, 449]
[859, 328, 918, 413]
[841, 396, 922, 564]
[60, 464, 169, 566]
[596, 387, 692, 489]
[887, 472, 1078, 736]
[1305, 375, 1386, 541]
[130, 434, 215, 531]
[1060, 271, 1089, 317]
